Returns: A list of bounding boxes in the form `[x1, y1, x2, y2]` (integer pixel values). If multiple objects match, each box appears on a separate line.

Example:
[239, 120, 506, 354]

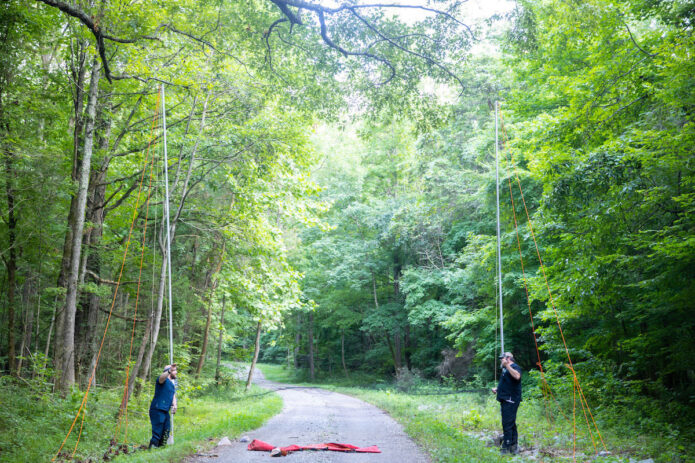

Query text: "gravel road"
[187, 368, 429, 462]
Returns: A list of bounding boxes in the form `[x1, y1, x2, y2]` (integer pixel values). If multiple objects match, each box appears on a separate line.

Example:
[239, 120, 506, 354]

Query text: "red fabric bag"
[248, 439, 381, 455]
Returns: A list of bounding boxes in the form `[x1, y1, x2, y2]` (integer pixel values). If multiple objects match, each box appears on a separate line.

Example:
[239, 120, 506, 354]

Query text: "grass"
[0, 364, 282, 463]
[258, 363, 695, 463]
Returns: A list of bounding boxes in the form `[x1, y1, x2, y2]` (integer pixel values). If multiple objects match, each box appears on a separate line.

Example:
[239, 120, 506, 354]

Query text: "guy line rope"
[53, 88, 167, 461]
[497, 103, 607, 460]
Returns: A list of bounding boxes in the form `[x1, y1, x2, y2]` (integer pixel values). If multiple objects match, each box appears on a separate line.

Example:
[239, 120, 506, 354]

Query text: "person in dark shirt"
[491, 352, 522, 455]
[149, 364, 178, 449]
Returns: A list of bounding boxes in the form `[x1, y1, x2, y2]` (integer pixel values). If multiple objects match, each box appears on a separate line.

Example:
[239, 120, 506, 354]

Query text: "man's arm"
[158, 371, 170, 384]
[506, 364, 521, 381]
[171, 394, 177, 414]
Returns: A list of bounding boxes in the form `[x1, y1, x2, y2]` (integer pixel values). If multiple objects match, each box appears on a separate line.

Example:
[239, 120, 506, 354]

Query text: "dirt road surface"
[187, 369, 429, 462]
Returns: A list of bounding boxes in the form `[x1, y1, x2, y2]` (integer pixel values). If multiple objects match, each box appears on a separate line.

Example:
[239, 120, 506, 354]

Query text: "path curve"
[188, 368, 430, 463]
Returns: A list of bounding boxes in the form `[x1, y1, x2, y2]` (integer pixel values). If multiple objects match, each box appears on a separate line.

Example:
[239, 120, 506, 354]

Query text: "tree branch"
[99, 307, 148, 322]
[316, 10, 396, 85]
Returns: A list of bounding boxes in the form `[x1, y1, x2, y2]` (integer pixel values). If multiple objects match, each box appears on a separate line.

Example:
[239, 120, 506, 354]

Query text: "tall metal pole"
[161, 83, 175, 444]
[161, 84, 174, 366]
[495, 101, 505, 355]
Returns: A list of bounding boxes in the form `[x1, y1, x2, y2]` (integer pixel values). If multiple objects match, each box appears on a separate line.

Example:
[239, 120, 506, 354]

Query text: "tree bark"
[245, 321, 262, 392]
[56, 57, 101, 393]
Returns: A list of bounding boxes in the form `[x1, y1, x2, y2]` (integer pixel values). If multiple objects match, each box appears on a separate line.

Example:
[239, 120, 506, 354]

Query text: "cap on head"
[499, 352, 514, 360]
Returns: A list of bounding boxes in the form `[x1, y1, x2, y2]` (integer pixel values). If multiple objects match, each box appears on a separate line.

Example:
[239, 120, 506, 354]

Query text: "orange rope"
[53, 96, 159, 461]
[500, 115, 569, 426]
[573, 373, 577, 462]
[72, 404, 87, 457]
[116, 89, 160, 444]
[503, 147, 552, 424]
[498, 107, 607, 452]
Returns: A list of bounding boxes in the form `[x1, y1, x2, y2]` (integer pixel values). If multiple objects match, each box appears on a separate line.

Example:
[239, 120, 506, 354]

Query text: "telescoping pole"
[161, 83, 175, 444]
[495, 101, 504, 355]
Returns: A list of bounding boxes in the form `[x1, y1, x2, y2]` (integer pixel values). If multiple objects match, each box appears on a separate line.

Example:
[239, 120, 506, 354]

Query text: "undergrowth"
[258, 363, 694, 463]
[0, 364, 281, 463]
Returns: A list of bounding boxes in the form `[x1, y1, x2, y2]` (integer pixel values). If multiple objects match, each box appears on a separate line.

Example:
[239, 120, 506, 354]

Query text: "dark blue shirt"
[496, 363, 522, 403]
[150, 378, 176, 411]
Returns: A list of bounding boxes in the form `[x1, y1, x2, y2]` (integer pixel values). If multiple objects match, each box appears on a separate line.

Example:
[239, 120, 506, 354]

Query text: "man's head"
[164, 364, 178, 379]
[499, 352, 514, 365]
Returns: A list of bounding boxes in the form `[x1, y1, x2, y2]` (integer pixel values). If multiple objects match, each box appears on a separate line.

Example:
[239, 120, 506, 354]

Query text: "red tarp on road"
[248, 439, 381, 455]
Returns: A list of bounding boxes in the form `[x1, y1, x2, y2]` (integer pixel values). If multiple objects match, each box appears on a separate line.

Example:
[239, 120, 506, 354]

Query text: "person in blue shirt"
[491, 352, 522, 455]
[149, 364, 178, 448]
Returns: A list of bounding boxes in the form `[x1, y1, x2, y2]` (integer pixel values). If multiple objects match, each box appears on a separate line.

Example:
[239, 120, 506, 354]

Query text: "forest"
[0, 0, 694, 462]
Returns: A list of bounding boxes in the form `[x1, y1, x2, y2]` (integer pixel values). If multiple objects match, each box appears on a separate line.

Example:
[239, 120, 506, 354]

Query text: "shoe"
[509, 444, 519, 454]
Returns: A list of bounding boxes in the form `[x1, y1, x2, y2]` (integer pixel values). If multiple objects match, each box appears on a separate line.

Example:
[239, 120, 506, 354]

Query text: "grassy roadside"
[258, 363, 693, 463]
[0, 365, 281, 463]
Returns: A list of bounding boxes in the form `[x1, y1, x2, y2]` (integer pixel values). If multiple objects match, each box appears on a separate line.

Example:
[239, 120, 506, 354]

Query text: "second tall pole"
[495, 101, 504, 355]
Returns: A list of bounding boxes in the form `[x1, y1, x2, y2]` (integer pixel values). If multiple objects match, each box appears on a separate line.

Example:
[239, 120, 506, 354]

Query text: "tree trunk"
[394, 333, 402, 370]
[44, 295, 58, 360]
[245, 321, 262, 392]
[308, 312, 315, 382]
[17, 278, 36, 376]
[77, 102, 111, 386]
[130, 312, 152, 396]
[56, 57, 100, 394]
[293, 313, 301, 369]
[195, 242, 224, 378]
[4, 142, 18, 376]
[139, 255, 167, 384]
[341, 331, 349, 378]
[386, 334, 400, 372]
[404, 324, 412, 370]
[195, 295, 214, 379]
[55, 41, 88, 381]
[215, 294, 226, 384]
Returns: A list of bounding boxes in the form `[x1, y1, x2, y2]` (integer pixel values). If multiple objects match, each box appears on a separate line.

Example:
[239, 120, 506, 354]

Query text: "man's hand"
[501, 358, 509, 369]
[491, 387, 497, 394]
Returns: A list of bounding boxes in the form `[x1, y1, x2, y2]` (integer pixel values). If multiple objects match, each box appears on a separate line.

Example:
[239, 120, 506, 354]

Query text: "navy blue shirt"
[150, 377, 176, 411]
[496, 363, 522, 403]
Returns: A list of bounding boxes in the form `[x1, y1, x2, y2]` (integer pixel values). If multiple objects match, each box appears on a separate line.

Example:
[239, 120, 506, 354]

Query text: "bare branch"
[87, 270, 138, 286]
[165, 25, 252, 73]
[350, 9, 464, 90]
[620, 18, 657, 58]
[99, 307, 149, 322]
[316, 10, 396, 85]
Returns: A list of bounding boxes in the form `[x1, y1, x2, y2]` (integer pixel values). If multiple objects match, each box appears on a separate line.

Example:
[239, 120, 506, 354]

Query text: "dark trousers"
[500, 400, 520, 448]
[149, 408, 171, 447]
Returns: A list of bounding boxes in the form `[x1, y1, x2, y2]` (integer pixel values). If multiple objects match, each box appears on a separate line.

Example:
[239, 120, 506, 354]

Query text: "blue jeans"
[149, 408, 171, 447]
